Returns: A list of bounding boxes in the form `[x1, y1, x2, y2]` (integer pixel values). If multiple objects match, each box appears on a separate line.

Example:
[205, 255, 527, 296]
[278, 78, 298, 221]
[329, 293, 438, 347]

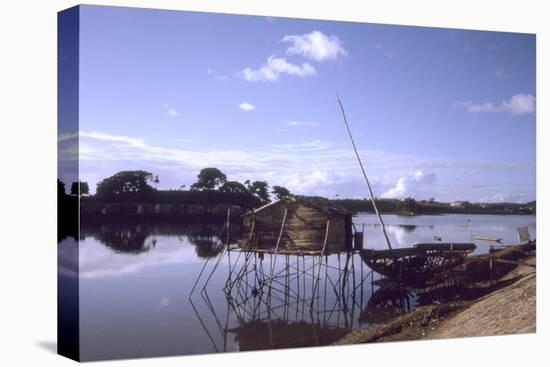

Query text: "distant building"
[450, 201, 469, 208]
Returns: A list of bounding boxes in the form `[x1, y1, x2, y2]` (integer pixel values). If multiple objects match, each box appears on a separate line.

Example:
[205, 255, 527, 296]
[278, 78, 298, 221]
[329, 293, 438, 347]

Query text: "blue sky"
[62, 5, 536, 202]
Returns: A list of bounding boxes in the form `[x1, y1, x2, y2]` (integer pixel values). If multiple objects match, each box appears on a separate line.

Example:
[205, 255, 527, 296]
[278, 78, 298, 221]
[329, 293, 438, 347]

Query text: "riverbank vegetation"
[334, 197, 536, 215]
[59, 168, 536, 216]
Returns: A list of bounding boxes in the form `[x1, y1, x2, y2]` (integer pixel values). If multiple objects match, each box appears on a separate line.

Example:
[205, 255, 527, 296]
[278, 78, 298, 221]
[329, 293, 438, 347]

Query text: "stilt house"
[240, 196, 353, 253]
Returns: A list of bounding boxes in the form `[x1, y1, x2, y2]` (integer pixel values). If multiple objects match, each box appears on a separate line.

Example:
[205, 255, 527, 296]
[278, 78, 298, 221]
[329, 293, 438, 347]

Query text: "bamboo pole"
[226, 207, 231, 247]
[311, 219, 330, 309]
[268, 207, 288, 295]
[227, 218, 256, 292]
[189, 221, 227, 298]
[337, 96, 393, 251]
[226, 208, 232, 285]
[201, 247, 228, 293]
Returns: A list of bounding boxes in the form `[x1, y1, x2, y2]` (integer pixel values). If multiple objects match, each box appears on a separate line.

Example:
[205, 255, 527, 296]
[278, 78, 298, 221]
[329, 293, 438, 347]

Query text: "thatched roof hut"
[240, 196, 353, 253]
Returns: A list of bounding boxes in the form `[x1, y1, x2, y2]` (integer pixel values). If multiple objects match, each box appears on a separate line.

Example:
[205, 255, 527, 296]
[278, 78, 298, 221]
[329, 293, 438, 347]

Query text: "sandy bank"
[334, 244, 536, 345]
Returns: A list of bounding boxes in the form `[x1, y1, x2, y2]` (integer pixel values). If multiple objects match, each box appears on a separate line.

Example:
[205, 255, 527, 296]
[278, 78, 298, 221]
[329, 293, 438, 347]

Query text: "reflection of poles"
[311, 220, 330, 309]
[226, 218, 256, 292]
[340, 252, 351, 328]
[302, 256, 306, 317]
[189, 297, 219, 352]
[201, 291, 225, 337]
[268, 208, 288, 297]
[189, 221, 227, 298]
[201, 246, 228, 293]
[360, 260, 364, 306]
[226, 208, 232, 285]
[223, 299, 230, 352]
[324, 255, 328, 323]
[370, 270, 374, 297]
[218, 251, 370, 340]
[351, 253, 356, 302]
[198, 221, 235, 294]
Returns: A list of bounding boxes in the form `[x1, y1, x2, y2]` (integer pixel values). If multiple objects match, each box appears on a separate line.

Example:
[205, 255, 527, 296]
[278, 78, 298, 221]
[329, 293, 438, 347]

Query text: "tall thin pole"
[337, 96, 392, 250]
[311, 219, 330, 309]
[268, 207, 288, 296]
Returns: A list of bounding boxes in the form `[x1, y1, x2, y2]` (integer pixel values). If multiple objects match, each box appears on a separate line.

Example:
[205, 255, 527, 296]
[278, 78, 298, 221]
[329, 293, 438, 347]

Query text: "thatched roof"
[244, 196, 351, 217]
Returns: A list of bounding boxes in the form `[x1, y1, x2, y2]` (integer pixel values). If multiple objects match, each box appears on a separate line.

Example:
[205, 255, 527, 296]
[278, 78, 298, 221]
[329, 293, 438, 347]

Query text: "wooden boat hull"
[360, 243, 476, 285]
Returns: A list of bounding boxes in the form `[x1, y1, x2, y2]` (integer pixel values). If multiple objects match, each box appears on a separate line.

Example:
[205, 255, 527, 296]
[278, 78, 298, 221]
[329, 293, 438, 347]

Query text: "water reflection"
[355, 214, 536, 254]
[191, 272, 360, 353]
[188, 234, 224, 258]
[85, 225, 155, 254]
[401, 224, 418, 233]
[189, 293, 350, 353]
[360, 288, 414, 326]
[232, 320, 346, 351]
[81, 222, 230, 258]
[77, 214, 535, 360]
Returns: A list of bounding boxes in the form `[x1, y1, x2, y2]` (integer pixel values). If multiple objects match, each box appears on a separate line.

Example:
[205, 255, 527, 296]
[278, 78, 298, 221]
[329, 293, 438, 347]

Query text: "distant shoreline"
[60, 192, 535, 235]
[352, 211, 536, 216]
[75, 193, 535, 219]
[333, 198, 535, 216]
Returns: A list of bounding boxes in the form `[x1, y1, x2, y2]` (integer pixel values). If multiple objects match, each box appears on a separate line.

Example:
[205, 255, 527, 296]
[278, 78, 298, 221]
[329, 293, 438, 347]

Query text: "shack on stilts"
[190, 97, 480, 306]
[240, 196, 353, 254]
[189, 197, 372, 312]
[233, 196, 359, 307]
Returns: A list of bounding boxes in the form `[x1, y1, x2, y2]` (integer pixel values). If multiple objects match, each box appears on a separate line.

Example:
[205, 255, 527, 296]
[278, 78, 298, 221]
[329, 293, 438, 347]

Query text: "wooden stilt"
[226, 208, 232, 285]
[311, 220, 330, 309]
[268, 208, 288, 296]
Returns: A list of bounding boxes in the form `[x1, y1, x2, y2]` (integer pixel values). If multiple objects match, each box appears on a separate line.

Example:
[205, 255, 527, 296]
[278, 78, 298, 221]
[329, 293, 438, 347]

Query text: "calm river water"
[58, 214, 535, 360]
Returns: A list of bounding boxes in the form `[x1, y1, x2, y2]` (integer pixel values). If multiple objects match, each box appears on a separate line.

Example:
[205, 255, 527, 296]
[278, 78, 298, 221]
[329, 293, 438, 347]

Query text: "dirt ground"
[428, 257, 535, 339]
[334, 247, 536, 345]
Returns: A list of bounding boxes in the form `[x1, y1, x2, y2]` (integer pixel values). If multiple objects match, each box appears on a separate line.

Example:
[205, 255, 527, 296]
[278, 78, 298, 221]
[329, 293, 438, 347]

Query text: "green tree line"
[78, 168, 292, 206]
[62, 168, 535, 215]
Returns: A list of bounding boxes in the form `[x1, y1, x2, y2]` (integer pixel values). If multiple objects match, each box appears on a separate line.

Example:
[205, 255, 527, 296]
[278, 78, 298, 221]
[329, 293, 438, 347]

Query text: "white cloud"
[287, 120, 319, 127]
[162, 103, 179, 117]
[206, 67, 216, 74]
[270, 139, 332, 152]
[238, 102, 256, 111]
[480, 192, 530, 204]
[382, 171, 436, 199]
[454, 93, 535, 115]
[282, 31, 347, 62]
[80, 131, 146, 146]
[239, 56, 316, 82]
[58, 132, 78, 142]
[77, 131, 534, 202]
[237, 30, 344, 82]
[76, 235, 210, 279]
[504, 94, 536, 114]
[284, 170, 346, 193]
